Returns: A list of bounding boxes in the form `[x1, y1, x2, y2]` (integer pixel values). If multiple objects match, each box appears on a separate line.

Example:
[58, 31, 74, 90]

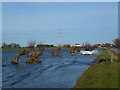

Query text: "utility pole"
[57, 28, 62, 47]
[56, 28, 62, 56]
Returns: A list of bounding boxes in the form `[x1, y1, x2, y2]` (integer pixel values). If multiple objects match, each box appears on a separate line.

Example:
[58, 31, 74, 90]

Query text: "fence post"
[111, 53, 113, 62]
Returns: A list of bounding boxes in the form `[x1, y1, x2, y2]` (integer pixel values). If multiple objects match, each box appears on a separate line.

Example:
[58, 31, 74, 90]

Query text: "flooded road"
[2, 49, 103, 88]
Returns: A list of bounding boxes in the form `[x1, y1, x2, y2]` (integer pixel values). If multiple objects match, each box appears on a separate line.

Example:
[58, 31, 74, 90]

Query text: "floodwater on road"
[2, 49, 103, 88]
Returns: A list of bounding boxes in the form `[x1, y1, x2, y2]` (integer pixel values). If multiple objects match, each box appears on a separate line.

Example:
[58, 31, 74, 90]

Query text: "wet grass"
[93, 49, 111, 63]
[73, 50, 119, 88]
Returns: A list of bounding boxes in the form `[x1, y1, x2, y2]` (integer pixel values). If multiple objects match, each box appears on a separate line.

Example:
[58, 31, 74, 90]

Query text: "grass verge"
[73, 50, 118, 88]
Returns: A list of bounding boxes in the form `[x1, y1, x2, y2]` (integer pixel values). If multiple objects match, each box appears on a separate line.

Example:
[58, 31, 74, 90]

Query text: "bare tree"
[83, 42, 91, 46]
[27, 40, 36, 48]
[113, 38, 120, 48]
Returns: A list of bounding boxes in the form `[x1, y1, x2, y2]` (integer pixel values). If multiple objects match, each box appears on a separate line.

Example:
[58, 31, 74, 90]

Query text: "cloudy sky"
[2, 2, 118, 46]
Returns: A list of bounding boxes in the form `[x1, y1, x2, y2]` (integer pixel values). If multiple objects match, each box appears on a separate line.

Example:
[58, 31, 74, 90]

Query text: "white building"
[74, 43, 81, 47]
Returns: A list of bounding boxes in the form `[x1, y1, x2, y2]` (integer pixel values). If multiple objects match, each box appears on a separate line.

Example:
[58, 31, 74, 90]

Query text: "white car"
[80, 48, 94, 55]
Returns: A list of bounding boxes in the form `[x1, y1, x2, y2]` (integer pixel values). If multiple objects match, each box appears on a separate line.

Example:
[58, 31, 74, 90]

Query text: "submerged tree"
[25, 40, 45, 64]
[11, 50, 29, 64]
[51, 49, 55, 56]
[27, 40, 36, 49]
[12, 40, 46, 64]
[57, 47, 62, 56]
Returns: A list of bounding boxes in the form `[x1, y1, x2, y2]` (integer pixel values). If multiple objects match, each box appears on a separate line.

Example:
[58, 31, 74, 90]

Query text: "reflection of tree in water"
[70, 46, 81, 54]
[51, 47, 62, 56]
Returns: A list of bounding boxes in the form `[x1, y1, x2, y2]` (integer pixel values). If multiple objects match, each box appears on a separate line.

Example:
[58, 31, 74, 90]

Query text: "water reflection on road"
[2, 49, 103, 88]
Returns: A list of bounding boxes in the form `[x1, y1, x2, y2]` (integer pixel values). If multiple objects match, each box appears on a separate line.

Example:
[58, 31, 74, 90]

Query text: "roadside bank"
[73, 49, 118, 88]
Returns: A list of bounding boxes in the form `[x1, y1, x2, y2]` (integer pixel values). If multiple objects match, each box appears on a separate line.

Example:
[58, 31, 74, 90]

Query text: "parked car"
[80, 48, 94, 55]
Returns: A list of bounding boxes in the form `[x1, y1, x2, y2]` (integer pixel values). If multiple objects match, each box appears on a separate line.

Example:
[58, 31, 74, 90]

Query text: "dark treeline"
[2, 38, 120, 49]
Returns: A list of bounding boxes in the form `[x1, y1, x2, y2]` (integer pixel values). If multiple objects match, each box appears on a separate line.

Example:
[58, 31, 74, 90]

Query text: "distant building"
[10, 43, 20, 48]
[101, 43, 114, 48]
[74, 43, 81, 47]
[93, 44, 102, 48]
[63, 44, 71, 48]
[2, 43, 20, 48]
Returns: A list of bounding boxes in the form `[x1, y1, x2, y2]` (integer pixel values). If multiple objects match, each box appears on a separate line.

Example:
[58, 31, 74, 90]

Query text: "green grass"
[73, 50, 119, 88]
